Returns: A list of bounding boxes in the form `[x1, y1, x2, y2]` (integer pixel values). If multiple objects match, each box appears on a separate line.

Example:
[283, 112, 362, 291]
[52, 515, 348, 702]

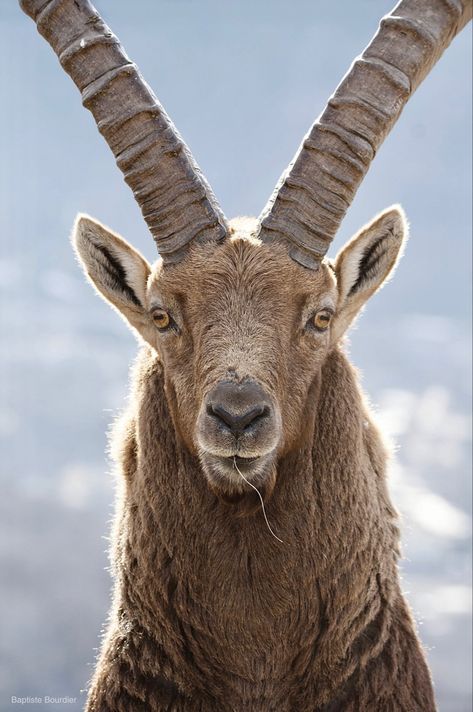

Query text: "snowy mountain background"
[0, 1, 471, 710]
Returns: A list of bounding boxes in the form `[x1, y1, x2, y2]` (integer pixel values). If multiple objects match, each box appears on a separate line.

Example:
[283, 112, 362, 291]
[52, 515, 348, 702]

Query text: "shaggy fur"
[74, 209, 436, 711]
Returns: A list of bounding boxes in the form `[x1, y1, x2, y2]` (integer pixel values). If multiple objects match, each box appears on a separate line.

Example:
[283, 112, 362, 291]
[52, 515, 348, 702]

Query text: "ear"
[72, 214, 153, 340]
[331, 206, 408, 341]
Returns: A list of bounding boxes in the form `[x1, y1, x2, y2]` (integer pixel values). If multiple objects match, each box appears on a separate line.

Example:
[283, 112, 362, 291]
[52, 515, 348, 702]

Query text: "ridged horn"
[258, 0, 472, 269]
[20, 0, 229, 264]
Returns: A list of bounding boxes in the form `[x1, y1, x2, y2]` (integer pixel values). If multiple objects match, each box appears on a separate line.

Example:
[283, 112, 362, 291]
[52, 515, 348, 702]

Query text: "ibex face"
[73, 207, 406, 497]
[153, 225, 336, 494]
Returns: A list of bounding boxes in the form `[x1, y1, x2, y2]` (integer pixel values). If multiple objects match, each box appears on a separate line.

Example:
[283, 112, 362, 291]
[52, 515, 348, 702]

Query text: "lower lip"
[228, 455, 259, 466]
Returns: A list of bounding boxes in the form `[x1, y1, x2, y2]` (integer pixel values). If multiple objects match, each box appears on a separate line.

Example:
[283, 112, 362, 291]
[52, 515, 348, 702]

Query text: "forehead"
[149, 233, 336, 313]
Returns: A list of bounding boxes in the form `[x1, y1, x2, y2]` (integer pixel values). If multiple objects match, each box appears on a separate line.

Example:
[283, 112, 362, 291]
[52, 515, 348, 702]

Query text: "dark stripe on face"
[94, 242, 142, 307]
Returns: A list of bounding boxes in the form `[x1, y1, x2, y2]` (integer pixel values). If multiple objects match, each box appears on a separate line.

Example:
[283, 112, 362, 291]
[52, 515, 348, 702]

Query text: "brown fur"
[74, 209, 436, 711]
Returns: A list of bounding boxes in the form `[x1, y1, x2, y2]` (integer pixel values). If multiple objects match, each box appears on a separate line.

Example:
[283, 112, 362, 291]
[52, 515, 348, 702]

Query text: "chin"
[199, 450, 276, 497]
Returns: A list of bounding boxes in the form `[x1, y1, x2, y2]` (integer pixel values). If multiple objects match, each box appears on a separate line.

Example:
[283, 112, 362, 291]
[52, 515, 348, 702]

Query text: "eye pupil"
[152, 309, 171, 329]
[313, 311, 331, 331]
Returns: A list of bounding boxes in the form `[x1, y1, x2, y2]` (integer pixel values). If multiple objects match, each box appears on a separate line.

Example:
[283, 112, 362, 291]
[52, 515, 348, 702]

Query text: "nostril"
[208, 402, 270, 435]
[209, 403, 237, 430]
[241, 404, 267, 429]
[259, 405, 271, 421]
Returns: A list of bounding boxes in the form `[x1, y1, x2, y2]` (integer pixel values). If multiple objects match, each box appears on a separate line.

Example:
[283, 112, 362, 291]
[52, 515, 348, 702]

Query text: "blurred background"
[0, 1, 471, 710]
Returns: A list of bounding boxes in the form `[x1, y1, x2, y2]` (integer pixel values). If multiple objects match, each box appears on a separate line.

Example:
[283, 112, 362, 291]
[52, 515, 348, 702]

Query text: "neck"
[105, 346, 401, 706]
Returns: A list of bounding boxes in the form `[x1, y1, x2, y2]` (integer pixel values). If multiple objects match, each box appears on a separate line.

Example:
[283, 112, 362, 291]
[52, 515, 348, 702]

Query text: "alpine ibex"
[20, 0, 471, 710]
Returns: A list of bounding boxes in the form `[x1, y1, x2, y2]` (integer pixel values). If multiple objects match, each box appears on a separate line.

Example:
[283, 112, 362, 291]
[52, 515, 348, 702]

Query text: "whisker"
[233, 457, 284, 544]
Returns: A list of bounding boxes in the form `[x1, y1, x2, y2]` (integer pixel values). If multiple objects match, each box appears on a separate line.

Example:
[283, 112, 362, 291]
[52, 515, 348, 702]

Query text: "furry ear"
[331, 206, 407, 340]
[72, 214, 152, 338]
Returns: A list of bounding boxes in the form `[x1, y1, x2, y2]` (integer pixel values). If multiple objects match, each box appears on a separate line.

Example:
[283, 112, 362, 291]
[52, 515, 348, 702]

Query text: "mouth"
[198, 450, 275, 492]
[211, 453, 264, 474]
[231, 455, 259, 466]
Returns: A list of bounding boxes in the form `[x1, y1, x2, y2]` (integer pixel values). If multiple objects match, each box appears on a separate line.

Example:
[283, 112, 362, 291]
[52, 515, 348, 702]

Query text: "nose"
[209, 403, 268, 435]
[206, 381, 271, 436]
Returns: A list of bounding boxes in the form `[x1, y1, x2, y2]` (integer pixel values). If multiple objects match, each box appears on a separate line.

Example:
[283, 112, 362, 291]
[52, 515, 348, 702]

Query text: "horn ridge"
[20, 0, 229, 263]
[258, 0, 472, 268]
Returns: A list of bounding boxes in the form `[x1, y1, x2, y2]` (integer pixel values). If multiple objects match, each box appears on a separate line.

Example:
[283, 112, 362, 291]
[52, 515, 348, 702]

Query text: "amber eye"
[312, 311, 332, 331]
[151, 309, 171, 331]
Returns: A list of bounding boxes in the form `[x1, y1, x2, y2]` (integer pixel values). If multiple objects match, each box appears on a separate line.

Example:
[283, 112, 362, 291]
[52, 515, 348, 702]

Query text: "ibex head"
[73, 206, 406, 496]
[20, 0, 469, 498]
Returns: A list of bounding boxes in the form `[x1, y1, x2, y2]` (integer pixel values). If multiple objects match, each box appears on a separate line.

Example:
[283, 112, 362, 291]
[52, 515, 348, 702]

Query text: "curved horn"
[20, 0, 229, 264]
[258, 0, 472, 269]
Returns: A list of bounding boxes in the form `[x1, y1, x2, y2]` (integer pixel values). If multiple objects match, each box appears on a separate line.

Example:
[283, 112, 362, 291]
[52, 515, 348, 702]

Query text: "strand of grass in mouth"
[233, 457, 284, 544]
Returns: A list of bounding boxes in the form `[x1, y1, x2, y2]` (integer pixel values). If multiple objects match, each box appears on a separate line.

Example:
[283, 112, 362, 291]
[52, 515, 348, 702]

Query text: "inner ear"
[335, 206, 407, 305]
[348, 233, 392, 297]
[73, 214, 151, 306]
[331, 206, 407, 341]
[90, 239, 144, 308]
[72, 214, 155, 343]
